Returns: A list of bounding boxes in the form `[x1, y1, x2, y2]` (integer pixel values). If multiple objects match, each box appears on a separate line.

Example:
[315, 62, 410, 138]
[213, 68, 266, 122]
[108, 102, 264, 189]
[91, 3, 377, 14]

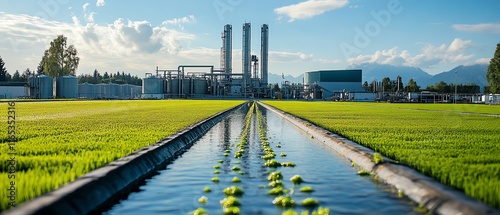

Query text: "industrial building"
[141, 23, 270, 99]
[303, 70, 363, 99]
[0, 82, 28, 99]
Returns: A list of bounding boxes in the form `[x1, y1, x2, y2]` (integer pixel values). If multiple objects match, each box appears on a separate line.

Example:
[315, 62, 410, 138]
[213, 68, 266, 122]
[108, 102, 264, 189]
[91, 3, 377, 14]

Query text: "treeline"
[362, 76, 480, 93]
[77, 70, 142, 86]
[424, 81, 480, 94]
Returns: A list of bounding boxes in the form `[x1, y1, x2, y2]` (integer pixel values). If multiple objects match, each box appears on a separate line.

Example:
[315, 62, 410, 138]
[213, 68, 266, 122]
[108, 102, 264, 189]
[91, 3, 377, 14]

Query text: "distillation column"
[242, 23, 251, 95]
[261, 24, 269, 87]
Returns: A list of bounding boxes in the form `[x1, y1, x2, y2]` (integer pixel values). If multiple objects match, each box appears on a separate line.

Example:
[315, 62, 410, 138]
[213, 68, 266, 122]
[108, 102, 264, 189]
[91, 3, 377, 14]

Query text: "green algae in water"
[203, 186, 211, 192]
[220, 196, 241, 208]
[265, 159, 282, 168]
[281, 162, 296, 167]
[269, 180, 284, 188]
[267, 171, 283, 181]
[223, 186, 244, 196]
[211, 177, 220, 182]
[273, 195, 295, 207]
[232, 166, 241, 171]
[214, 165, 221, 169]
[191, 208, 208, 215]
[301, 198, 319, 207]
[299, 186, 314, 192]
[223, 206, 241, 215]
[290, 175, 303, 184]
[357, 170, 371, 176]
[268, 187, 284, 195]
[232, 177, 241, 183]
[198, 196, 208, 204]
[214, 170, 220, 174]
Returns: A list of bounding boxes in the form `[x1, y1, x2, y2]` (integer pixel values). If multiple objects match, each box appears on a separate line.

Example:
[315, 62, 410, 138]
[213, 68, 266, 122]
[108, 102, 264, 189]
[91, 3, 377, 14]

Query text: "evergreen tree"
[12, 70, 22, 82]
[0, 56, 7, 81]
[487, 43, 500, 93]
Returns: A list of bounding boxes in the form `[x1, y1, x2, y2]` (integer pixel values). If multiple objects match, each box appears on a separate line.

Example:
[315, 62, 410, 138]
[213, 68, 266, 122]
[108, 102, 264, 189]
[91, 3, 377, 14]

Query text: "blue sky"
[0, 0, 499, 78]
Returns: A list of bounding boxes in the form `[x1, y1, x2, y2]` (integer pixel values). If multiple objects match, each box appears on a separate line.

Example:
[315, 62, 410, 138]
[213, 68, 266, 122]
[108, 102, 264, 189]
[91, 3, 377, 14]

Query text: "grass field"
[263, 101, 500, 209]
[0, 100, 243, 211]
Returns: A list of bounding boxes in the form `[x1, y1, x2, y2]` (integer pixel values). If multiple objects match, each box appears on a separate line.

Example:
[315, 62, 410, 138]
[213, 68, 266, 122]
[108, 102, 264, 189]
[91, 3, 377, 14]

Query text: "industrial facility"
[141, 23, 271, 99]
[22, 74, 141, 99]
[303, 70, 363, 99]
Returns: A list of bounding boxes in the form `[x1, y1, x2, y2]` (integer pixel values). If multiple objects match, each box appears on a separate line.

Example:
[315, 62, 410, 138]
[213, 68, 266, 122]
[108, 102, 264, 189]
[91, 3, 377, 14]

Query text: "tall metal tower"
[261, 24, 269, 86]
[242, 23, 251, 93]
[221, 24, 232, 77]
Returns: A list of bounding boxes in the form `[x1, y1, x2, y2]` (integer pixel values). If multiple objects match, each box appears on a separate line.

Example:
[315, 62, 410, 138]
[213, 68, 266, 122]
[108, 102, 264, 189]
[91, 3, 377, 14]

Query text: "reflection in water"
[104, 103, 421, 215]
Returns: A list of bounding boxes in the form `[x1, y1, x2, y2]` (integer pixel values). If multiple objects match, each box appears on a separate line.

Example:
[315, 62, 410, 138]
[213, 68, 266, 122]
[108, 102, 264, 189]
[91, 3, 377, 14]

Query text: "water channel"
[104, 104, 422, 214]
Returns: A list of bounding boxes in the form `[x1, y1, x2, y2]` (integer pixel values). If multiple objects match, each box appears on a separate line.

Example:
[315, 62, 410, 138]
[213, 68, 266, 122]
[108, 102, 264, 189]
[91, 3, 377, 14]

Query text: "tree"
[405, 78, 420, 92]
[0, 56, 7, 81]
[381, 77, 392, 92]
[12, 70, 22, 82]
[272, 83, 280, 93]
[43, 35, 80, 77]
[36, 58, 45, 75]
[487, 43, 500, 93]
[435, 81, 447, 93]
[21, 68, 32, 82]
[362, 81, 369, 91]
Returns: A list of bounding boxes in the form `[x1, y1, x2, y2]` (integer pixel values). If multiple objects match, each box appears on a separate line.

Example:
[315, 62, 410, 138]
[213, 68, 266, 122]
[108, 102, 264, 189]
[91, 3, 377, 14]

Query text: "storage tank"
[182, 78, 190, 95]
[109, 83, 120, 99]
[142, 76, 164, 98]
[56, 76, 78, 98]
[193, 79, 208, 95]
[78, 83, 96, 98]
[132, 85, 141, 98]
[122, 84, 131, 98]
[94, 83, 105, 99]
[29, 75, 53, 99]
[167, 78, 180, 95]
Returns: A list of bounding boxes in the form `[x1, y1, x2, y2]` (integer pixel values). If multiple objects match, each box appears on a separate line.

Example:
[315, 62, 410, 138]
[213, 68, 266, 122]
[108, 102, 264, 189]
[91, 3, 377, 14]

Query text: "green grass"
[264, 101, 500, 209]
[0, 100, 243, 211]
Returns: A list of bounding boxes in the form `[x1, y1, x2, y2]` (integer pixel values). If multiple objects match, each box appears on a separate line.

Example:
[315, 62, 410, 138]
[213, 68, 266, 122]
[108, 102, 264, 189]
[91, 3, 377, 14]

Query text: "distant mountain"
[269, 63, 488, 91]
[429, 64, 488, 88]
[268, 73, 303, 85]
[348, 63, 488, 91]
[347, 63, 432, 86]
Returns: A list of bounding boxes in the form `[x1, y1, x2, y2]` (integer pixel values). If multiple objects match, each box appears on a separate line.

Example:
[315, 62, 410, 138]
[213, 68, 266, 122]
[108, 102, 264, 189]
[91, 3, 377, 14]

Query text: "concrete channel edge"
[2, 102, 247, 215]
[258, 101, 500, 215]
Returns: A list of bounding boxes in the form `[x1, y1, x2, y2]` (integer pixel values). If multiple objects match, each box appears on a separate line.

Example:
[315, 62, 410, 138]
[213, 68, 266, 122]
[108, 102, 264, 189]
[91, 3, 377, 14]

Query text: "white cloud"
[475, 58, 490, 64]
[274, 0, 348, 22]
[447, 38, 472, 52]
[453, 23, 500, 34]
[0, 12, 196, 75]
[162, 15, 196, 30]
[83, 3, 90, 11]
[347, 38, 476, 69]
[270, 51, 313, 62]
[96, 0, 105, 7]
